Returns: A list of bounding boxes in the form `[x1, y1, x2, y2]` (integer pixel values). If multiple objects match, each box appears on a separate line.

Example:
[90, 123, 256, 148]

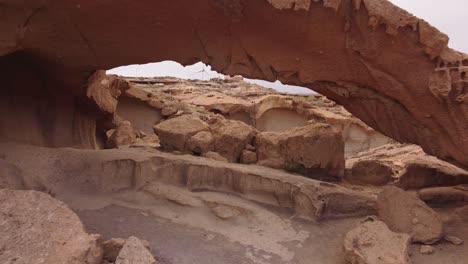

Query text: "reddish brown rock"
[107, 120, 138, 148]
[0, 189, 103, 264]
[343, 219, 411, 264]
[347, 143, 468, 189]
[154, 115, 210, 151]
[115, 236, 157, 264]
[257, 123, 345, 178]
[211, 119, 256, 162]
[377, 187, 444, 244]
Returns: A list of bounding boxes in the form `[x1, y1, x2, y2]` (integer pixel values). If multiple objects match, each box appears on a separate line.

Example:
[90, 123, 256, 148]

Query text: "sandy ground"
[77, 205, 360, 264]
[74, 195, 468, 264]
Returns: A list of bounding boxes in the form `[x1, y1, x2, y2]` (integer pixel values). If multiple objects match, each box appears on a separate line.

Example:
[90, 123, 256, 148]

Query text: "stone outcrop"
[1, 0, 467, 169]
[418, 185, 468, 206]
[377, 187, 444, 244]
[115, 237, 157, 264]
[0, 142, 376, 222]
[346, 143, 468, 189]
[107, 120, 138, 148]
[210, 119, 257, 162]
[343, 219, 411, 264]
[0, 189, 103, 264]
[154, 115, 210, 151]
[256, 123, 345, 178]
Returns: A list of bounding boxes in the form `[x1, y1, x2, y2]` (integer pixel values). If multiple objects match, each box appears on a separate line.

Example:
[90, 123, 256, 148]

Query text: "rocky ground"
[1, 75, 467, 264]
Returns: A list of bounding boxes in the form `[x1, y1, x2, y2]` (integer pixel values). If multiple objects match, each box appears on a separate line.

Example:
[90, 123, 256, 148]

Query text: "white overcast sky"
[109, 0, 467, 94]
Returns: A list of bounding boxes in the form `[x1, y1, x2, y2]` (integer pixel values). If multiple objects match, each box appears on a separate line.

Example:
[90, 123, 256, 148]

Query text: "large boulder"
[346, 160, 393, 186]
[154, 115, 210, 151]
[115, 236, 157, 264]
[107, 120, 138, 148]
[186, 131, 214, 155]
[211, 119, 256, 162]
[377, 186, 444, 244]
[346, 143, 468, 189]
[103, 237, 152, 263]
[0, 189, 103, 264]
[344, 219, 411, 264]
[256, 123, 345, 178]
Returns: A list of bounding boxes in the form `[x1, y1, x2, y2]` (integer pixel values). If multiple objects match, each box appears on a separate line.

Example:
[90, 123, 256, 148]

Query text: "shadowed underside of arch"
[0, 0, 467, 168]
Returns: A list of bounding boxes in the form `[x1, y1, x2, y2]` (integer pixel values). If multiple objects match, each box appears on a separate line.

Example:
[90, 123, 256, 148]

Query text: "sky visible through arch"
[108, 0, 468, 95]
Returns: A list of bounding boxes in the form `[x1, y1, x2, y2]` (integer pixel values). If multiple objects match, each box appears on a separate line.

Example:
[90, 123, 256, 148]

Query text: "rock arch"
[0, 0, 467, 168]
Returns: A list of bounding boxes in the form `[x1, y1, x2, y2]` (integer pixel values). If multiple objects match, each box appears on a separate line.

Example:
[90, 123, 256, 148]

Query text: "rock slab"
[116, 236, 157, 264]
[0, 189, 103, 264]
[377, 186, 444, 244]
[344, 219, 411, 264]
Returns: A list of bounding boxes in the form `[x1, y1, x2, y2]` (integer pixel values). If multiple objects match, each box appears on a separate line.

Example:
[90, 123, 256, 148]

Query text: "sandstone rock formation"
[107, 120, 138, 148]
[343, 218, 411, 264]
[0, 142, 376, 222]
[154, 115, 210, 151]
[0, 159, 25, 189]
[210, 119, 257, 162]
[377, 187, 444, 244]
[1, 0, 467, 169]
[418, 185, 468, 206]
[256, 123, 345, 178]
[115, 236, 157, 264]
[346, 143, 468, 189]
[0, 189, 103, 264]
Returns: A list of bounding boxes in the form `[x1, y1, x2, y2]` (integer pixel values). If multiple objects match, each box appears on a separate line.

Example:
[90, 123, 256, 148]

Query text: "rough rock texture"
[115, 236, 157, 264]
[377, 187, 444, 244]
[211, 119, 257, 162]
[418, 185, 468, 205]
[203, 151, 229, 162]
[257, 123, 345, 178]
[87, 71, 130, 115]
[346, 160, 393, 186]
[103, 238, 127, 262]
[343, 219, 411, 264]
[154, 115, 210, 151]
[0, 143, 377, 222]
[347, 143, 468, 189]
[0, 189, 103, 264]
[0, 159, 25, 189]
[241, 149, 258, 164]
[0, 0, 466, 169]
[107, 121, 138, 148]
[186, 131, 214, 155]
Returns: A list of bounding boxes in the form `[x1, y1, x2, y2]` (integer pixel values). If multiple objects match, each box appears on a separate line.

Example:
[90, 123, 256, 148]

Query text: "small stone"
[240, 150, 257, 164]
[420, 245, 434, 255]
[116, 236, 157, 264]
[444, 235, 464, 245]
[211, 204, 241, 219]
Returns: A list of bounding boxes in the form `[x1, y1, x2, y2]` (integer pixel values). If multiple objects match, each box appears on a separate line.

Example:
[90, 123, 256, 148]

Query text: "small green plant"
[282, 161, 305, 174]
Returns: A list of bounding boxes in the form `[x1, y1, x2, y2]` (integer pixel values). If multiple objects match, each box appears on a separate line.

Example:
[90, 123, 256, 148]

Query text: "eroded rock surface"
[0, 189, 103, 264]
[343, 219, 411, 264]
[0, 143, 376, 222]
[115, 236, 157, 264]
[377, 187, 444, 244]
[154, 115, 210, 151]
[1, 0, 467, 169]
[257, 123, 345, 178]
[347, 143, 468, 189]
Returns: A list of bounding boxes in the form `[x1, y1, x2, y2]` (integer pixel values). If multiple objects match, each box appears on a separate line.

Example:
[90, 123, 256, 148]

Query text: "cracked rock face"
[0, 189, 103, 264]
[343, 219, 411, 264]
[377, 186, 444, 244]
[0, 0, 467, 170]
